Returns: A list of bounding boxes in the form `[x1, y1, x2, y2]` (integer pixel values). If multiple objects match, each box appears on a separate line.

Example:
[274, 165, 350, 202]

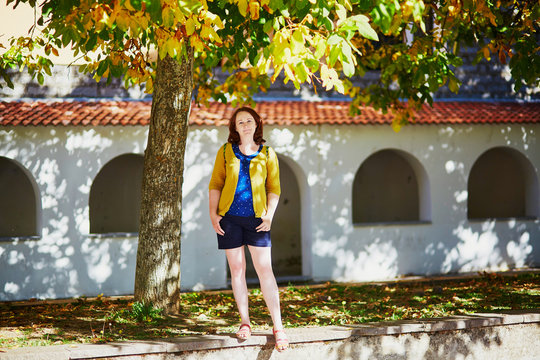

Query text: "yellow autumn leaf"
[448, 76, 460, 93]
[271, 63, 284, 82]
[166, 38, 178, 58]
[145, 77, 153, 93]
[249, 1, 260, 20]
[116, 13, 129, 32]
[201, 24, 222, 44]
[190, 35, 206, 52]
[237, 0, 248, 17]
[124, 0, 136, 12]
[283, 63, 296, 83]
[186, 17, 196, 36]
[158, 42, 168, 59]
[256, 55, 271, 75]
[482, 46, 490, 60]
[138, 13, 149, 29]
[203, 11, 224, 29]
[320, 63, 330, 89]
[391, 119, 402, 132]
[291, 29, 305, 55]
[163, 7, 175, 27]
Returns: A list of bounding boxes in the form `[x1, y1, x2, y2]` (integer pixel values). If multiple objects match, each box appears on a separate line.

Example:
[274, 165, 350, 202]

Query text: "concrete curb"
[1, 310, 539, 360]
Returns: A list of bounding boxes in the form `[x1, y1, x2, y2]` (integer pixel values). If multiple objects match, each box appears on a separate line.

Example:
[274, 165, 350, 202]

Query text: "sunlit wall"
[0, 121, 539, 301]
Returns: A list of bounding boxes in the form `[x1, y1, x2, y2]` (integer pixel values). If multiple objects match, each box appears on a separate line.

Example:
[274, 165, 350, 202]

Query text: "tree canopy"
[2, 0, 538, 130]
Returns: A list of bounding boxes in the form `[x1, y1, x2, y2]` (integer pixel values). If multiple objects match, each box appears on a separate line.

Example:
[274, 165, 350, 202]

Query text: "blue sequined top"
[227, 144, 263, 217]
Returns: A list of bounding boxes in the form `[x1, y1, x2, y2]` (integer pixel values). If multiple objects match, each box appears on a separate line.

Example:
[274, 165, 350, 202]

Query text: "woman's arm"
[209, 189, 225, 235]
[256, 192, 279, 232]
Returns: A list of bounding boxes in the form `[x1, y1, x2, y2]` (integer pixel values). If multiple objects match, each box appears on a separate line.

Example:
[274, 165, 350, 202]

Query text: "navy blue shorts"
[217, 213, 271, 249]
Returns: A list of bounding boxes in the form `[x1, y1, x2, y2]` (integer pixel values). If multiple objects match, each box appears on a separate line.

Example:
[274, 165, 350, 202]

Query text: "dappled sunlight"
[179, 127, 233, 291]
[0, 126, 146, 300]
[308, 123, 539, 283]
[446, 221, 502, 272]
[443, 218, 539, 274]
[445, 160, 465, 175]
[506, 232, 533, 268]
[1, 114, 538, 300]
[269, 128, 318, 162]
[334, 240, 399, 282]
[82, 238, 113, 284]
[65, 130, 114, 154]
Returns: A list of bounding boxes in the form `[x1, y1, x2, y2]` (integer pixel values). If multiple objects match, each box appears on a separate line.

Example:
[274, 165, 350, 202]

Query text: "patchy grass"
[0, 271, 538, 349]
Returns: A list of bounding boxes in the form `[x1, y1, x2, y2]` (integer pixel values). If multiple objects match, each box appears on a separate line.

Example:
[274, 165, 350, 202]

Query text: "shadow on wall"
[1, 122, 539, 300]
[311, 124, 539, 282]
[318, 322, 532, 360]
[180, 128, 226, 290]
[0, 127, 145, 301]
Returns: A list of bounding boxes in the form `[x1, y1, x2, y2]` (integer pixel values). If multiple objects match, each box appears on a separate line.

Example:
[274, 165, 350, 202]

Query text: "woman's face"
[235, 111, 256, 141]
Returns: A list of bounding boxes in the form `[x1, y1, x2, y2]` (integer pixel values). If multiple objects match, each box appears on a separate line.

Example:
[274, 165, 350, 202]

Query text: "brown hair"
[227, 106, 266, 145]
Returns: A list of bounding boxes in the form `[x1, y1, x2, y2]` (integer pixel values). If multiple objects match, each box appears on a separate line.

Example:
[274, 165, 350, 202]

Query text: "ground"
[0, 270, 538, 350]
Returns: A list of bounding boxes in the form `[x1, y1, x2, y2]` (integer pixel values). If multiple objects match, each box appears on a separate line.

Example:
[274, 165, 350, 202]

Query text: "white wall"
[286, 124, 540, 282]
[0, 126, 147, 300]
[1, 122, 539, 301]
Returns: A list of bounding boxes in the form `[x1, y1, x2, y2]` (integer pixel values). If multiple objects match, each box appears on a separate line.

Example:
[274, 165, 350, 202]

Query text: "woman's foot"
[273, 328, 289, 352]
[236, 324, 252, 340]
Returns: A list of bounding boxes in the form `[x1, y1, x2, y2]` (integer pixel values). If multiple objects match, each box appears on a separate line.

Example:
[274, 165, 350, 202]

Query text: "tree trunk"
[134, 49, 193, 314]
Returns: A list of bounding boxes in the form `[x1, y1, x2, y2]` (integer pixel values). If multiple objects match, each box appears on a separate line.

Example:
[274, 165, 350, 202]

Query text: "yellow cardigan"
[209, 143, 281, 217]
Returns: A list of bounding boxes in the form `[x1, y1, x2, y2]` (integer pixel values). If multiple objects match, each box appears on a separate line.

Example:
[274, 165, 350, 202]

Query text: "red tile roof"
[0, 100, 538, 126]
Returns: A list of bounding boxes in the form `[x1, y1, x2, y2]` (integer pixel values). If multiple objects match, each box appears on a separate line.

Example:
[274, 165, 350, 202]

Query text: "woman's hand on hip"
[256, 214, 272, 232]
[211, 214, 225, 235]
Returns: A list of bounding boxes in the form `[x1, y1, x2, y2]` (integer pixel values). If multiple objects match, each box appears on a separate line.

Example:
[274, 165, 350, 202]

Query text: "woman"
[208, 106, 288, 352]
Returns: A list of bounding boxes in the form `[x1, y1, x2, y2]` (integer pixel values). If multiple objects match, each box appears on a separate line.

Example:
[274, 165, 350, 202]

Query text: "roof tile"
[0, 100, 538, 127]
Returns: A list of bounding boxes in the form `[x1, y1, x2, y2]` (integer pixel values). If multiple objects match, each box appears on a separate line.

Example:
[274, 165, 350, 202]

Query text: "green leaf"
[1, 68, 15, 89]
[336, 3, 347, 22]
[341, 41, 353, 62]
[351, 15, 378, 41]
[342, 58, 355, 77]
[248, 48, 258, 66]
[291, 29, 305, 54]
[61, 28, 72, 47]
[263, 19, 273, 33]
[305, 58, 320, 72]
[111, 64, 123, 78]
[96, 60, 108, 77]
[145, 0, 162, 22]
[85, 33, 98, 52]
[37, 72, 44, 85]
[43, 64, 52, 76]
[322, 16, 334, 31]
[314, 38, 326, 59]
[130, 0, 143, 11]
[370, 3, 392, 34]
[329, 45, 341, 67]
[98, 29, 110, 41]
[295, 0, 309, 10]
[295, 62, 308, 83]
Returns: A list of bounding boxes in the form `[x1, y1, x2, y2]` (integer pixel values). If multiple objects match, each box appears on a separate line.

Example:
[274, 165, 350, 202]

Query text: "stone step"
[1, 311, 539, 360]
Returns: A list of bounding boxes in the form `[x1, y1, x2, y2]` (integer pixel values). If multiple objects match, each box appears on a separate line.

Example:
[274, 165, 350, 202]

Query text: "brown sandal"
[273, 328, 289, 352]
[236, 324, 251, 340]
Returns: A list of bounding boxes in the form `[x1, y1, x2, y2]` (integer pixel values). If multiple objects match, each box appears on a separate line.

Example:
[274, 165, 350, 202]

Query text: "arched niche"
[0, 157, 41, 237]
[468, 147, 539, 220]
[352, 149, 431, 224]
[89, 154, 144, 234]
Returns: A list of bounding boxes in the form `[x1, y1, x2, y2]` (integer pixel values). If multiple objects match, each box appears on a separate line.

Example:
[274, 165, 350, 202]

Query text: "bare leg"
[226, 247, 250, 326]
[248, 246, 283, 330]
